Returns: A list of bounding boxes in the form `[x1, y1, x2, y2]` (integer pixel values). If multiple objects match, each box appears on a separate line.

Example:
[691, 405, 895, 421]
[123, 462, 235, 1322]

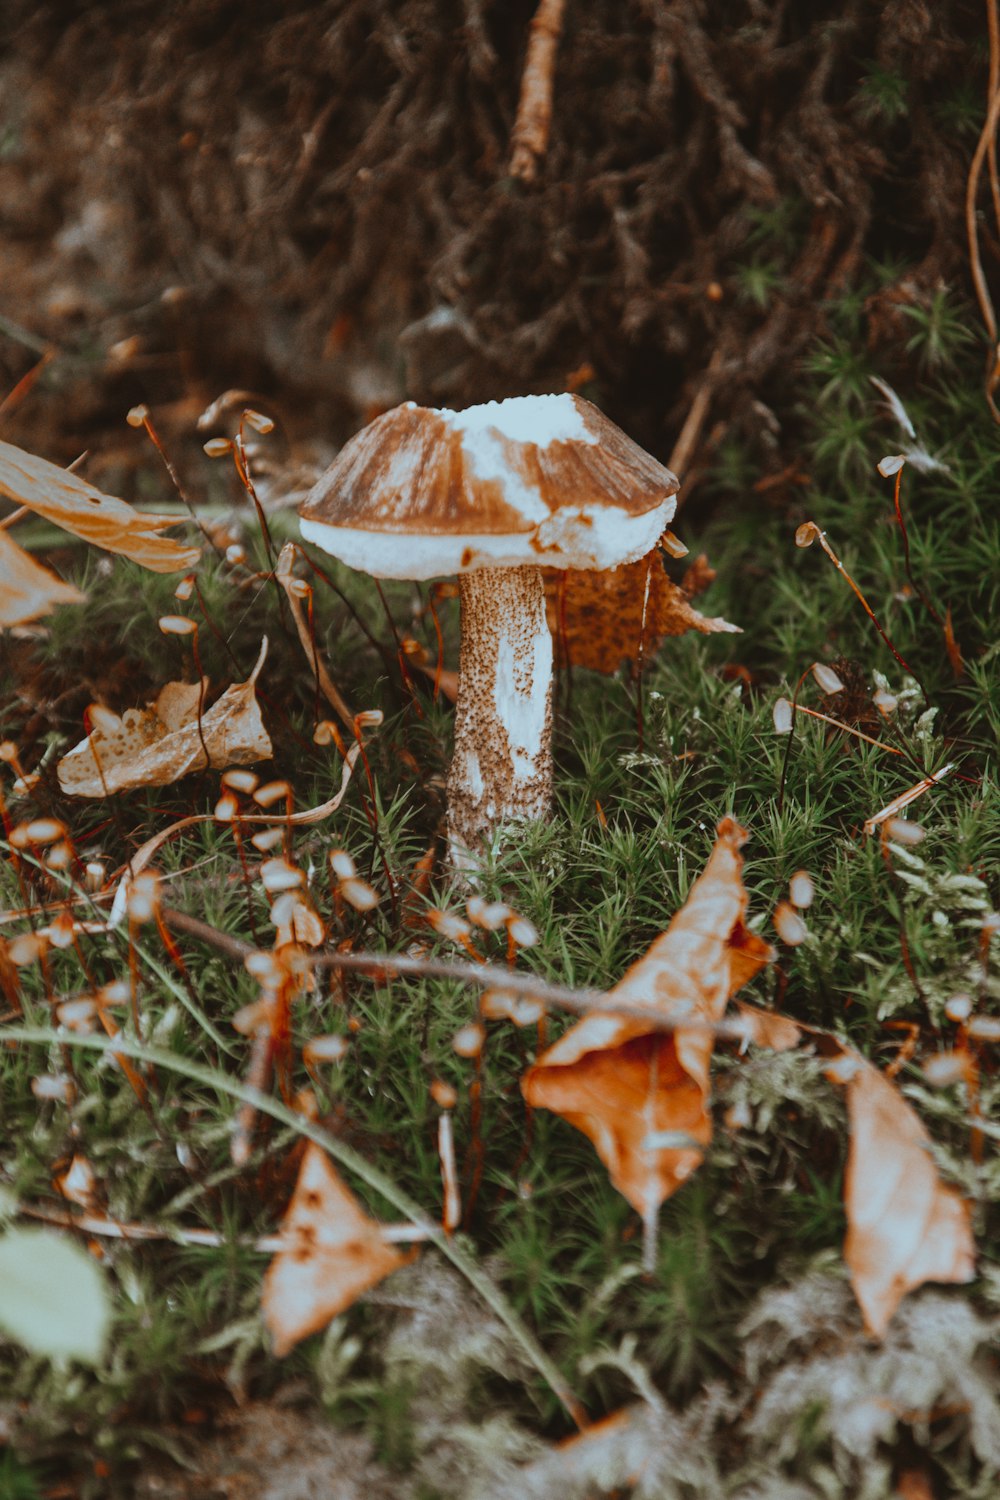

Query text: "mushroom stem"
[447, 565, 553, 861]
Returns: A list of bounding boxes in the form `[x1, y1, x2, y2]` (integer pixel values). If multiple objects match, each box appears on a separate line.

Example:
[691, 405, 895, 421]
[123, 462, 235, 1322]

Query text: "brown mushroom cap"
[299, 394, 679, 580]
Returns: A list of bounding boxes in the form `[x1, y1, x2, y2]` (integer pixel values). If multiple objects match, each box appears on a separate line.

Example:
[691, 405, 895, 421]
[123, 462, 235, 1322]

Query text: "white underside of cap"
[300, 493, 677, 581]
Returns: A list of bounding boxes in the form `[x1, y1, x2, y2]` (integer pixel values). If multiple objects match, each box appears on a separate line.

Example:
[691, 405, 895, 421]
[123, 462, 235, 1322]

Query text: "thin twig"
[509, 0, 568, 182]
[160, 905, 756, 1039]
[964, 3, 1000, 420]
[798, 523, 930, 705]
[792, 703, 907, 754]
[862, 763, 957, 835]
[14, 1200, 430, 1250]
[0, 1025, 587, 1429]
[275, 544, 354, 731]
[987, 0, 1000, 241]
[667, 349, 724, 489]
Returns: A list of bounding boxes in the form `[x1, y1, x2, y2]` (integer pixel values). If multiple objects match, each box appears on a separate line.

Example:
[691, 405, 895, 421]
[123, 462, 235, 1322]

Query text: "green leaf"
[0, 1228, 110, 1364]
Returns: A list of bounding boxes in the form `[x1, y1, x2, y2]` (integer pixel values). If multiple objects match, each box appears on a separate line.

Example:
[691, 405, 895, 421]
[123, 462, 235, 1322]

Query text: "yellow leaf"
[0, 439, 200, 573]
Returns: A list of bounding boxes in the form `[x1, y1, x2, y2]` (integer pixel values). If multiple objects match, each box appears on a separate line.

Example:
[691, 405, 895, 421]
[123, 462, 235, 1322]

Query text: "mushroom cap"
[299, 394, 679, 580]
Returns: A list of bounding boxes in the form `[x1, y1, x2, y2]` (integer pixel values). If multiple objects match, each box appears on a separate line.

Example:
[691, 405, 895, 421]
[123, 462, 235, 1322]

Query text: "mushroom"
[299, 394, 679, 863]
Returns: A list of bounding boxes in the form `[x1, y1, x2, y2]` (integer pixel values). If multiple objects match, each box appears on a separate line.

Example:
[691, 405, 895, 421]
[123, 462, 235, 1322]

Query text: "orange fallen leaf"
[544, 549, 739, 674]
[734, 1000, 802, 1051]
[522, 819, 773, 1230]
[830, 1053, 975, 1339]
[262, 1144, 411, 1356]
[679, 552, 717, 598]
[58, 640, 272, 796]
[0, 529, 86, 626]
[0, 439, 201, 573]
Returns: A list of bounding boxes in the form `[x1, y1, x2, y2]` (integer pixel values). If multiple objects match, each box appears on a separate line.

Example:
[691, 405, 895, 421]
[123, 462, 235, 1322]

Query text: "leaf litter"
[0, 526, 86, 626]
[0, 437, 201, 572]
[262, 1143, 415, 1358]
[522, 818, 773, 1264]
[57, 638, 272, 796]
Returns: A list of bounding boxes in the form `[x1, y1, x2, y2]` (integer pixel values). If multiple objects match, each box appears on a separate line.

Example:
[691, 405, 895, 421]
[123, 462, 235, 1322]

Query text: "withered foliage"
[0, 1, 982, 465]
[544, 551, 738, 674]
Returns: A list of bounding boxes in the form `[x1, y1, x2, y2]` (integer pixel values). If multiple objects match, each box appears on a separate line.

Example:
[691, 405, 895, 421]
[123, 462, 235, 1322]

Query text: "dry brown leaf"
[522, 818, 773, 1220]
[0, 438, 201, 573]
[544, 551, 739, 674]
[58, 640, 271, 796]
[832, 1053, 975, 1339]
[106, 738, 364, 927]
[0, 528, 86, 626]
[262, 1143, 410, 1356]
[680, 552, 717, 598]
[734, 1000, 802, 1051]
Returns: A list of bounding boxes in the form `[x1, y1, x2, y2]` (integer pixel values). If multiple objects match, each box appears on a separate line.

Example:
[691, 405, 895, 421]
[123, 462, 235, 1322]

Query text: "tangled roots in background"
[0, 0, 987, 471]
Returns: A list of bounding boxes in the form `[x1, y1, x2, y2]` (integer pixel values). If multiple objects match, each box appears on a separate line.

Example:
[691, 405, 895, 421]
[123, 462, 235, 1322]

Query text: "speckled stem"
[446, 566, 553, 861]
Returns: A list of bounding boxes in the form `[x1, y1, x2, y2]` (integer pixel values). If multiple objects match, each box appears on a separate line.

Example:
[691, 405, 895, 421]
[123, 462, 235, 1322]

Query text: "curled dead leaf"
[0, 439, 201, 573]
[262, 1144, 411, 1356]
[830, 1052, 975, 1338]
[734, 1001, 802, 1052]
[679, 552, 717, 598]
[522, 818, 773, 1221]
[543, 550, 739, 674]
[0, 529, 86, 627]
[58, 640, 272, 796]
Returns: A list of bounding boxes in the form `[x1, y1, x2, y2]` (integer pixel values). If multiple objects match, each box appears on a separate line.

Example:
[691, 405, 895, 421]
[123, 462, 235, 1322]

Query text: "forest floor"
[0, 273, 998, 1500]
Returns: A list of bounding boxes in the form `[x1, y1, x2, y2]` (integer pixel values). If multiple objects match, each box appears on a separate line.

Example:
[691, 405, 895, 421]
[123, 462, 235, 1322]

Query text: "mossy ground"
[0, 290, 998, 1498]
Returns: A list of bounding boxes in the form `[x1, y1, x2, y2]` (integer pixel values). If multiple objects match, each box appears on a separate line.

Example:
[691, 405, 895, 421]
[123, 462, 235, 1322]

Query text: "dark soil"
[0, 0, 989, 483]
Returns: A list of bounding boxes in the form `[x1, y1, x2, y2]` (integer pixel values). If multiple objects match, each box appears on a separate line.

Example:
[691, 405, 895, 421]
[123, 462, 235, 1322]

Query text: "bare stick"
[159, 905, 756, 1039]
[15, 1200, 430, 1250]
[276, 544, 354, 731]
[509, 0, 568, 183]
[667, 349, 724, 488]
[964, 8, 1000, 421]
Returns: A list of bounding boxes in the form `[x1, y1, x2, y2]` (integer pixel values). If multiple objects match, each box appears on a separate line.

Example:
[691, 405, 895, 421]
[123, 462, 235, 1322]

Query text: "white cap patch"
[435, 395, 598, 526]
[441, 393, 596, 448]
